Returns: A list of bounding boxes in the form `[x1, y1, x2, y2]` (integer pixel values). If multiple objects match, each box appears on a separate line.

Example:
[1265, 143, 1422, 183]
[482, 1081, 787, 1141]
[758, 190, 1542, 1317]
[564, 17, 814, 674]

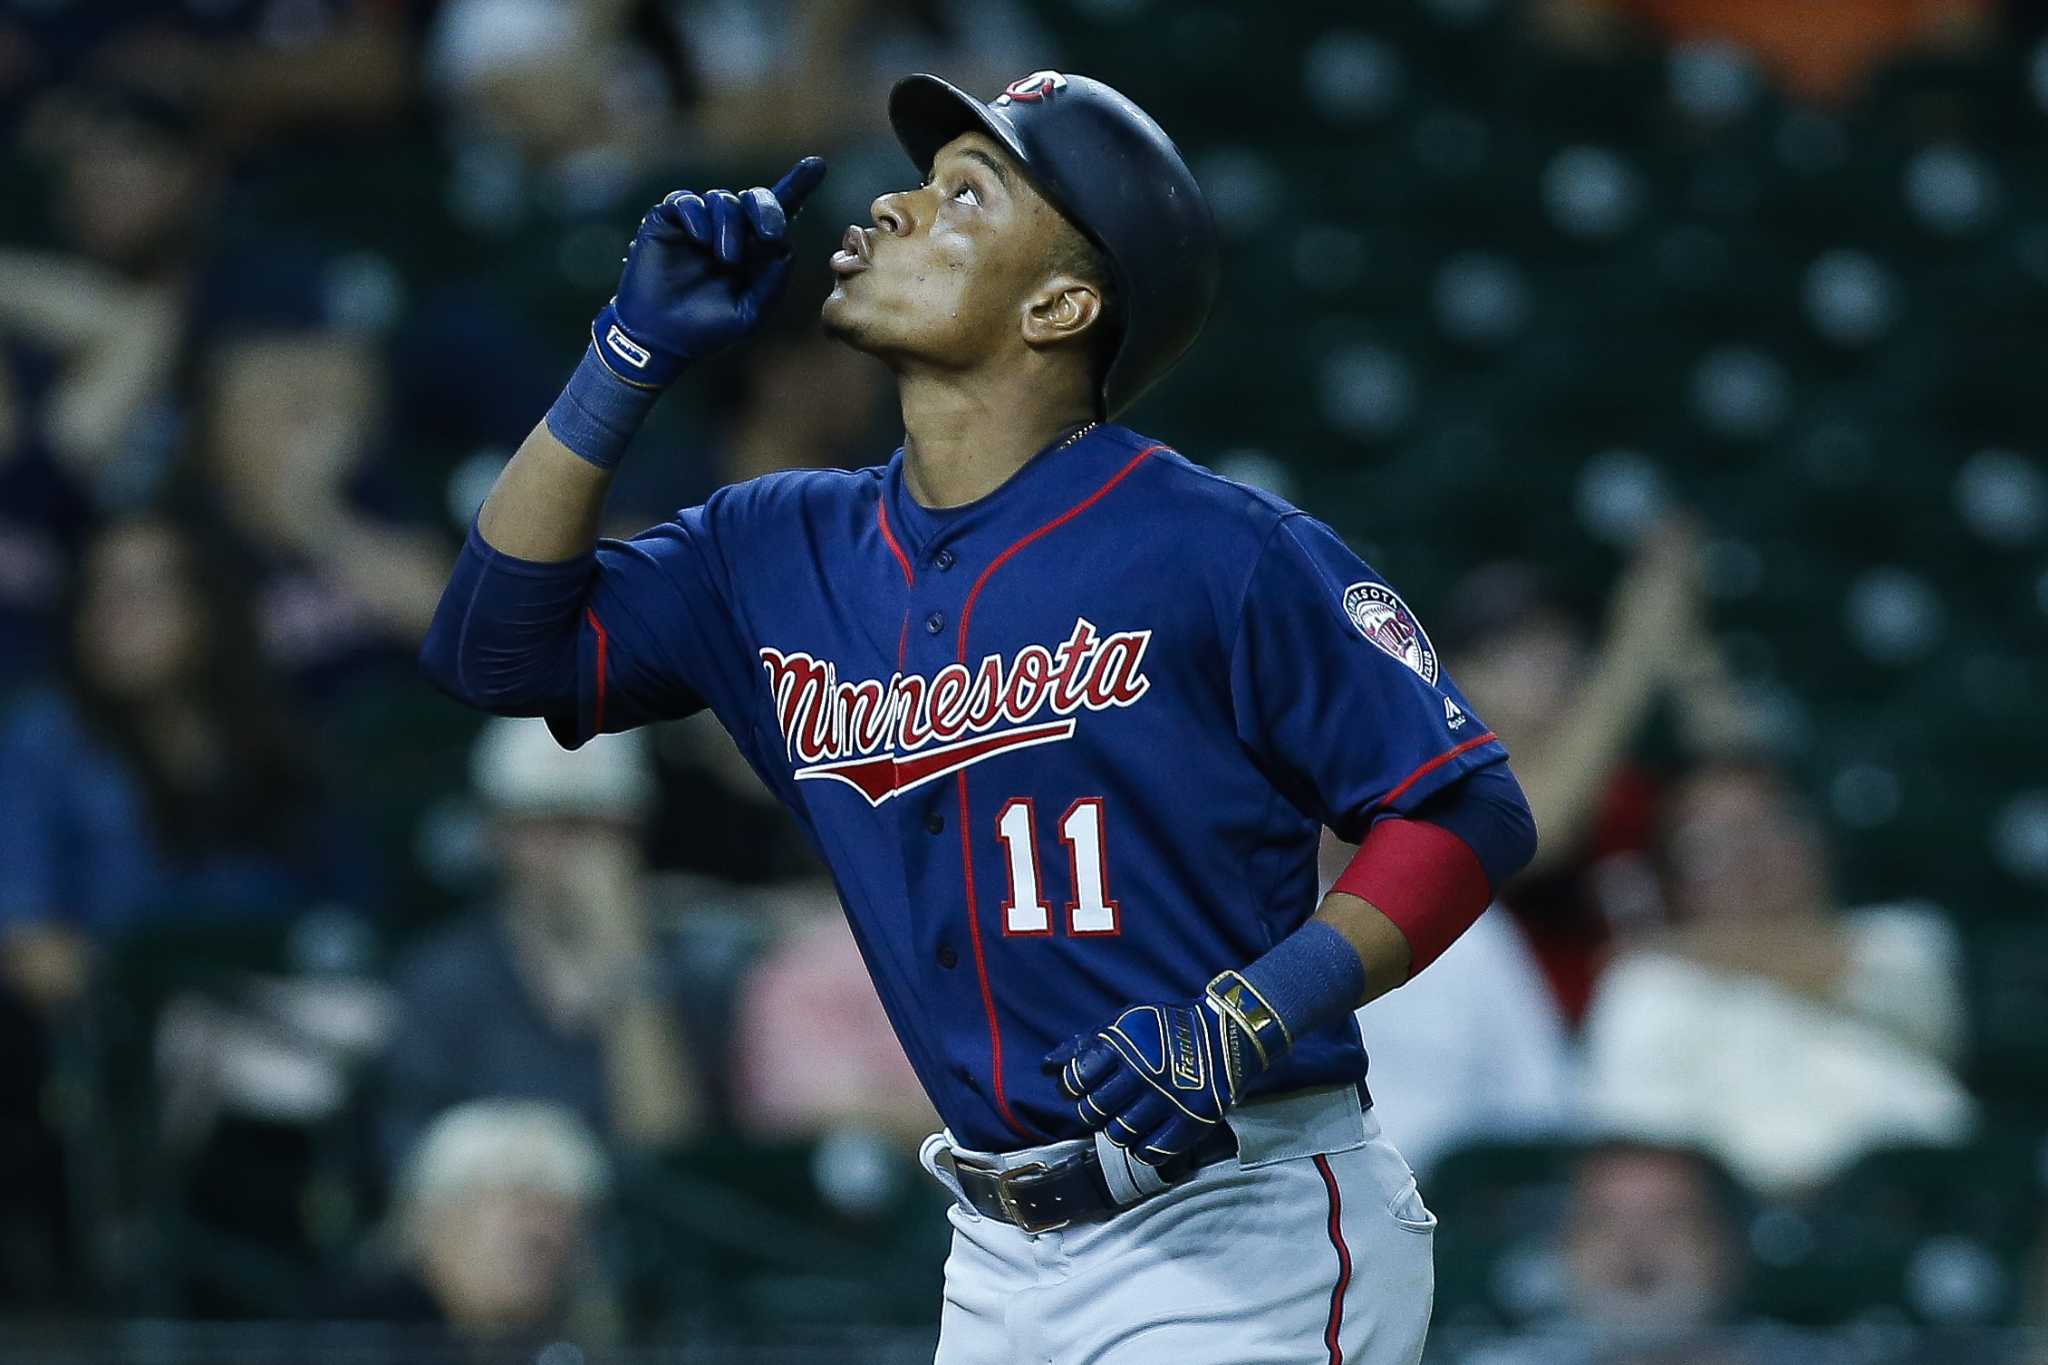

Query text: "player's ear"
[1021, 274, 1104, 351]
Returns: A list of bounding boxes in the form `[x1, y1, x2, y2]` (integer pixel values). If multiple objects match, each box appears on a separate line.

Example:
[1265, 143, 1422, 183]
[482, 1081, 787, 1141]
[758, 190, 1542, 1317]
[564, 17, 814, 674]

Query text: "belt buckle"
[992, 1161, 1068, 1234]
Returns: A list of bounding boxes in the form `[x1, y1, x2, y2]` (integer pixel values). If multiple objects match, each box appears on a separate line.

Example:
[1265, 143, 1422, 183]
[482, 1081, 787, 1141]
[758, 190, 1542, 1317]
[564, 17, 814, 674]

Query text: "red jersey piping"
[950, 443, 1161, 1141]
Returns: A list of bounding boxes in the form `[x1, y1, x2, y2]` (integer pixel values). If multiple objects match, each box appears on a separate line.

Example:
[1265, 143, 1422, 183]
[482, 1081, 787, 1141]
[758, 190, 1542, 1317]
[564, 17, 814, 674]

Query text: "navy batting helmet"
[889, 70, 1221, 420]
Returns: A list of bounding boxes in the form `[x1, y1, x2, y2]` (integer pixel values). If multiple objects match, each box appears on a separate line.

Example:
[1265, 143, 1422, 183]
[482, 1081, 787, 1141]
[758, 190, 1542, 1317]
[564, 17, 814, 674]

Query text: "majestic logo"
[1342, 581, 1439, 685]
[995, 70, 1067, 105]
[1443, 696, 1468, 731]
[760, 617, 1150, 806]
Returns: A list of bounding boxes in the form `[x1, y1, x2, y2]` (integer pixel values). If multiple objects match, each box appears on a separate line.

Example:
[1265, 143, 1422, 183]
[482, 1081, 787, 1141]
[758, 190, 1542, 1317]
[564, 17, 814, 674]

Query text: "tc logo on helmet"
[996, 71, 1067, 105]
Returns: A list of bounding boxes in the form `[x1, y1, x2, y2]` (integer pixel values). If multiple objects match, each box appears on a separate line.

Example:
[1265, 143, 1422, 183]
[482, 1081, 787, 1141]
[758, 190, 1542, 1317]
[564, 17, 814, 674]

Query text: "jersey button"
[936, 944, 959, 969]
[933, 548, 956, 571]
[924, 812, 945, 834]
[925, 611, 945, 635]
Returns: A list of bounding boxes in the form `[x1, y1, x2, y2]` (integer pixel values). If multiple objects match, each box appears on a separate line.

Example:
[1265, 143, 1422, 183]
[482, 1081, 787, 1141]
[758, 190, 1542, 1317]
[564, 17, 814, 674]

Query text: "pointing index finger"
[741, 186, 786, 243]
[770, 156, 829, 216]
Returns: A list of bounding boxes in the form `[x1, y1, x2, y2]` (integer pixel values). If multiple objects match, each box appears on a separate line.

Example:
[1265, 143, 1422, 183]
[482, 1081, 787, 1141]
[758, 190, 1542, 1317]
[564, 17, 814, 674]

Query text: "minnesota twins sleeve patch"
[1341, 581, 1439, 684]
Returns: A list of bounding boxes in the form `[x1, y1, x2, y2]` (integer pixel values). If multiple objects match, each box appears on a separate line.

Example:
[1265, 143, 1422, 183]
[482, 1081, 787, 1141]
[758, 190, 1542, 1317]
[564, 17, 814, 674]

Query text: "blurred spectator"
[1580, 755, 1975, 1195]
[0, 514, 368, 1017]
[0, 1, 2034, 1354]
[645, 710, 828, 885]
[0, 413, 90, 689]
[1, 85, 215, 489]
[1441, 525, 1749, 1023]
[706, 325, 892, 491]
[603, 317, 892, 547]
[335, 1099, 619, 1344]
[1571, 0, 1994, 102]
[425, 0, 694, 229]
[1462, 1140, 1756, 1365]
[0, 512, 369, 1310]
[180, 323, 450, 699]
[1559, 1143, 1745, 1356]
[729, 882, 935, 1147]
[680, 0, 1057, 154]
[0, 85, 214, 679]
[376, 718, 703, 1168]
[3, 1, 417, 150]
[1352, 896, 1575, 1175]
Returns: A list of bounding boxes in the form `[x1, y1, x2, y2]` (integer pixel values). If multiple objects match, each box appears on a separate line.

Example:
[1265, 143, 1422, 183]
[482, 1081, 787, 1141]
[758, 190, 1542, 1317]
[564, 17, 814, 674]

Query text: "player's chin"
[819, 288, 880, 352]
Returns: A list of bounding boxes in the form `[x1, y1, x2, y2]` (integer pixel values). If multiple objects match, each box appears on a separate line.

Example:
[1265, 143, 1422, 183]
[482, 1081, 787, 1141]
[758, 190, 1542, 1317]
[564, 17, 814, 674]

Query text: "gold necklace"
[1055, 421, 1100, 451]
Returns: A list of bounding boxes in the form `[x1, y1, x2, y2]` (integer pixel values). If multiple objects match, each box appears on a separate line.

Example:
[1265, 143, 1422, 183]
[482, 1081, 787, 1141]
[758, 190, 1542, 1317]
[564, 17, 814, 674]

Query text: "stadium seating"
[7, 0, 2042, 1340]
[1068, 0, 2045, 930]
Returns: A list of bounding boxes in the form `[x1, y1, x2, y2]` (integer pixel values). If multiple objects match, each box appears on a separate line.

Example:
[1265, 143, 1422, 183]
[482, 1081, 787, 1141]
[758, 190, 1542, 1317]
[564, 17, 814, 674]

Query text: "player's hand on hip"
[1045, 985, 1274, 1166]
[591, 155, 828, 388]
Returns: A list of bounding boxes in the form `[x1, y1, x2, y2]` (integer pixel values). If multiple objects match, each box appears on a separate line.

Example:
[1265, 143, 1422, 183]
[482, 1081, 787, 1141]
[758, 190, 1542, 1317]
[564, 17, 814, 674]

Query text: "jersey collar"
[882, 422, 1152, 557]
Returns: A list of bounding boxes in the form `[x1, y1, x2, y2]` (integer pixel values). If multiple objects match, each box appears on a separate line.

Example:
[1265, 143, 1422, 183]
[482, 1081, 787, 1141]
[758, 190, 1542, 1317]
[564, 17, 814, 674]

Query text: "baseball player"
[422, 70, 1535, 1364]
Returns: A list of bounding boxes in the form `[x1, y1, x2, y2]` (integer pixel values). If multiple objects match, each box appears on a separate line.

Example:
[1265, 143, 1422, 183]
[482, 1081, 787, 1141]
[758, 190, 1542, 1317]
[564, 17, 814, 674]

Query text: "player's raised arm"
[417, 158, 827, 717]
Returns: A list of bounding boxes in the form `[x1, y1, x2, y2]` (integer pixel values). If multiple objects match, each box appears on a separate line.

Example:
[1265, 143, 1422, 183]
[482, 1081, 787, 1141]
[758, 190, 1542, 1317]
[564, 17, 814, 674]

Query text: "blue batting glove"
[1044, 970, 1294, 1166]
[592, 156, 828, 388]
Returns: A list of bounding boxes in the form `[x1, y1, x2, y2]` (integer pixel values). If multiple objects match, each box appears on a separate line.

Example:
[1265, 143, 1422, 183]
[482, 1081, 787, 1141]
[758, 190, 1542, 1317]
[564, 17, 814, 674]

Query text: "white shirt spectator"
[1357, 907, 1576, 1175]
[1580, 903, 1976, 1196]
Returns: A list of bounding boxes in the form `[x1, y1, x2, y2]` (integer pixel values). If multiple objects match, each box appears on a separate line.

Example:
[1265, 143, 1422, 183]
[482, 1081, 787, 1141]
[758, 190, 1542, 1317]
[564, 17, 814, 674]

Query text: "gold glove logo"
[1205, 971, 1292, 1080]
[1210, 978, 1279, 1043]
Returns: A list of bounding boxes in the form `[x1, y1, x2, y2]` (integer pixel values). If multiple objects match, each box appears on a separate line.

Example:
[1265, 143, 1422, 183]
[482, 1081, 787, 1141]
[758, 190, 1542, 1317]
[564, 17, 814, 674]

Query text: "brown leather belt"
[949, 1126, 1238, 1233]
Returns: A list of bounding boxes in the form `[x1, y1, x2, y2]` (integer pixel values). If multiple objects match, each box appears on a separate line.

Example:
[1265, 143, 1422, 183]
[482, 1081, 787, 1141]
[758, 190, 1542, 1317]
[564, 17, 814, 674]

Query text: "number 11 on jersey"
[996, 798, 1120, 936]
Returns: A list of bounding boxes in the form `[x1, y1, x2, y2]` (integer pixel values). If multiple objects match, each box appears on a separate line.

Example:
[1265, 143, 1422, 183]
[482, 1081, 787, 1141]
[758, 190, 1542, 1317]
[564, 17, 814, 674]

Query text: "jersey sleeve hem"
[1359, 730, 1511, 828]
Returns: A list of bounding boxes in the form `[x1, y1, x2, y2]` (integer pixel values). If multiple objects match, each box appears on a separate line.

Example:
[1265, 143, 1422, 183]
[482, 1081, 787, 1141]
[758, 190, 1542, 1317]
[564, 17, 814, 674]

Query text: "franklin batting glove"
[593, 156, 828, 388]
[1043, 970, 1292, 1165]
[1043, 919, 1367, 1167]
[549, 157, 826, 467]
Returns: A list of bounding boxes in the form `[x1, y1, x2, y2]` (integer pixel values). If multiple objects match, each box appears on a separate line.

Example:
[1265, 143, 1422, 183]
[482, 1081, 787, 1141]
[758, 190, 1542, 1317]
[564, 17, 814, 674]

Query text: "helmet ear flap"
[1087, 283, 1127, 417]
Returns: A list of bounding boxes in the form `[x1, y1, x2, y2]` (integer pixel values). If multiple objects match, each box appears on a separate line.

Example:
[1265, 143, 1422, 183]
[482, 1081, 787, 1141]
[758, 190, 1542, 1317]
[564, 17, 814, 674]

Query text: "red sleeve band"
[1330, 817, 1494, 979]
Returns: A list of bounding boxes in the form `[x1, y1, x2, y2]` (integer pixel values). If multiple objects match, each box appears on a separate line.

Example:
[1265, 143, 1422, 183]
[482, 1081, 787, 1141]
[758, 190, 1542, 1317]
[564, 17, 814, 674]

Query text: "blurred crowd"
[0, 0, 2043, 1361]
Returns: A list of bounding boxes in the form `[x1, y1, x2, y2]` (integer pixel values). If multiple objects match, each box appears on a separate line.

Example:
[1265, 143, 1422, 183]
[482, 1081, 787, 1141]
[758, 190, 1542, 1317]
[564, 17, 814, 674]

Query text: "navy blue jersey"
[545, 424, 1508, 1148]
